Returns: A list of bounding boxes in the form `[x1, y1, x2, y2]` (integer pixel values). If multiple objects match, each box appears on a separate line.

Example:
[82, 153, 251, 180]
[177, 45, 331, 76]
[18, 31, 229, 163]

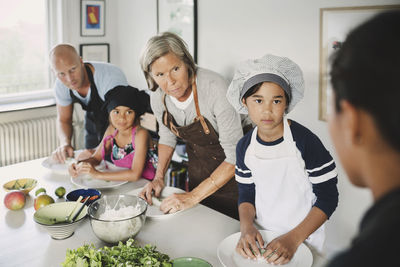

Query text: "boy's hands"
[236, 227, 301, 265]
[236, 224, 265, 259]
[263, 231, 302, 265]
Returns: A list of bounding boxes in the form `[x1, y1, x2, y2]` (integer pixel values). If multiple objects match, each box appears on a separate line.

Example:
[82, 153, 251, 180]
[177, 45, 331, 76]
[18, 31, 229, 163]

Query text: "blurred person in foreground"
[49, 44, 129, 162]
[326, 10, 400, 267]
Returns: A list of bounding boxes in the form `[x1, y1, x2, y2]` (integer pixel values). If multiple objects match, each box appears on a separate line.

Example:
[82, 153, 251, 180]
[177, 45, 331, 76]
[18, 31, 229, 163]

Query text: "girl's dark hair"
[330, 10, 400, 152]
[242, 82, 290, 112]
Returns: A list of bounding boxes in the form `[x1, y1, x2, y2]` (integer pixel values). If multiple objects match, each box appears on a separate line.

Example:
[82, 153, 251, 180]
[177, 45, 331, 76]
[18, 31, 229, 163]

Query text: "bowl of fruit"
[3, 178, 37, 195]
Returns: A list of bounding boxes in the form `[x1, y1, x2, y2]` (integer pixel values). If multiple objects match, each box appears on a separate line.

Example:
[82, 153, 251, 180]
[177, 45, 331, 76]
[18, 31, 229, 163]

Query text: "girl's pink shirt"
[101, 127, 155, 180]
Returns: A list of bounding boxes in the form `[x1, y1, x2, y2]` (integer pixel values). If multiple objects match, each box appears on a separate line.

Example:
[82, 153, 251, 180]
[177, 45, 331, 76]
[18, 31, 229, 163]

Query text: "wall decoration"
[157, 0, 197, 62]
[81, 0, 105, 36]
[79, 43, 109, 62]
[318, 5, 400, 121]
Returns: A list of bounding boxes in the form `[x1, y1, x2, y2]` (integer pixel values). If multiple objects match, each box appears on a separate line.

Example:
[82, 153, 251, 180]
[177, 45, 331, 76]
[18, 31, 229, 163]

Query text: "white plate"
[70, 161, 128, 189]
[41, 150, 82, 175]
[217, 230, 313, 267]
[42, 158, 72, 175]
[128, 186, 186, 219]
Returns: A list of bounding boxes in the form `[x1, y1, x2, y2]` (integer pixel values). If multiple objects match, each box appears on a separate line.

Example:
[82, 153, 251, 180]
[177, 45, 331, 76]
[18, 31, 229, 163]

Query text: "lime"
[35, 187, 46, 196]
[55, 186, 66, 198]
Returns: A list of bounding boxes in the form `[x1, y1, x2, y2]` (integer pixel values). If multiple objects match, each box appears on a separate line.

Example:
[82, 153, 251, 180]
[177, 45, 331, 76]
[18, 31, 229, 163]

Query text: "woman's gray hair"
[140, 32, 197, 91]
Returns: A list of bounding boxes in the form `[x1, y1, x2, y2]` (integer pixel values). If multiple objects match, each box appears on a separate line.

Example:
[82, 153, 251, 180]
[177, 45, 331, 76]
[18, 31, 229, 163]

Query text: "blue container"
[66, 188, 101, 205]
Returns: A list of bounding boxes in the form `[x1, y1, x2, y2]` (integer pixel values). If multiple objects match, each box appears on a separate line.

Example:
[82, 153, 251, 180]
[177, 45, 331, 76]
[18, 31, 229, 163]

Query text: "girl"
[69, 85, 156, 181]
[227, 54, 339, 264]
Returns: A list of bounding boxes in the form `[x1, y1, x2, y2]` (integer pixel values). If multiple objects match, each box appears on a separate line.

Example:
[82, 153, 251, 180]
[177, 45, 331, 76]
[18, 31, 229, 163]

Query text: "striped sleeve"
[307, 159, 338, 184]
[291, 121, 339, 218]
[235, 130, 255, 205]
[291, 121, 338, 184]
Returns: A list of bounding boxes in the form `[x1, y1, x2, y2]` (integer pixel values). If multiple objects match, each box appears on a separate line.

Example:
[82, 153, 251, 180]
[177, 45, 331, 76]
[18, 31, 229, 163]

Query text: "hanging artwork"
[79, 43, 110, 62]
[318, 5, 400, 121]
[81, 0, 105, 36]
[157, 0, 197, 62]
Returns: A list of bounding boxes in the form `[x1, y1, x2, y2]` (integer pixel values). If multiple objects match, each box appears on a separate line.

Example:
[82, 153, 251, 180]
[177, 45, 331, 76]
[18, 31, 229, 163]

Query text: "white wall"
[62, 0, 400, 258]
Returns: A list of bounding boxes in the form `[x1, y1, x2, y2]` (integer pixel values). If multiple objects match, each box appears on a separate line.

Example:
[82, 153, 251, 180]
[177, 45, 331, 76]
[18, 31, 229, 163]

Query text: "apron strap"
[162, 94, 181, 137]
[192, 78, 210, 135]
[161, 76, 210, 135]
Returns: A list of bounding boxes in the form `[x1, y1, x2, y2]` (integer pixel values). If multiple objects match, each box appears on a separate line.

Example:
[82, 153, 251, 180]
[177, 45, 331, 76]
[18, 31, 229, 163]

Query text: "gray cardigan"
[150, 67, 243, 165]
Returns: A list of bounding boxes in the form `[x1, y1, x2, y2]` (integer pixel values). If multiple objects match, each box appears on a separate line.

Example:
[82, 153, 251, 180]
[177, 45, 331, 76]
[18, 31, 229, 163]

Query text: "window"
[0, 0, 50, 99]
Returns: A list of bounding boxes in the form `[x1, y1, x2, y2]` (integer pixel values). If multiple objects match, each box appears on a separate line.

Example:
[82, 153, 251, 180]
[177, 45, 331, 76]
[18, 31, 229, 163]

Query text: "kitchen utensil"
[71, 196, 89, 222]
[66, 196, 83, 222]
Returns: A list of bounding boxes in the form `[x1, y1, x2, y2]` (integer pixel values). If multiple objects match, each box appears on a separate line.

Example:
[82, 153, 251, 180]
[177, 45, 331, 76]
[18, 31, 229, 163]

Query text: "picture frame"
[157, 0, 198, 62]
[80, 0, 105, 36]
[79, 43, 110, 62]
[318, 5, 400, 121]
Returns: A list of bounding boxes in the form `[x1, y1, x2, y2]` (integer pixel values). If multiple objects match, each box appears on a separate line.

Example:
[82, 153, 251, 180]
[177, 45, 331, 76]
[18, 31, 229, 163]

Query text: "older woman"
[139, 32, 243, 219]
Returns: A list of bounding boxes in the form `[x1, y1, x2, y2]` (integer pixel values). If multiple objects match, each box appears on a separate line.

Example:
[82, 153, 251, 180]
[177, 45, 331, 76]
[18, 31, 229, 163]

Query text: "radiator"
[0, 116, 59, 166]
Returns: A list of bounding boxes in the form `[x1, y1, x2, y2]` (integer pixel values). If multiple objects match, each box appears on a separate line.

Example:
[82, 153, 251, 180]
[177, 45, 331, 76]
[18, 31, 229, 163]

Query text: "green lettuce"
[62, 239, 172, 267]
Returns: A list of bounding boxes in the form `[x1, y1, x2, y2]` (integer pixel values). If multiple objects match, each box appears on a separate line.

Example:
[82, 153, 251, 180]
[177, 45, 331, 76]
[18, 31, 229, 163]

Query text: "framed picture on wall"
[318, 5, 400, 121]
[157, 0, 198, 62]
[81, 0, 105, 36]
[80, 43, 110, 62]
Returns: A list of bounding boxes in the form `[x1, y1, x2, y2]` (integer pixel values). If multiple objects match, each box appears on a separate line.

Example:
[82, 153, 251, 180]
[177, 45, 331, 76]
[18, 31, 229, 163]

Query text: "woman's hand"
[236, 224, 265, 260]
[139, 177, 165, 205]
[159, 192, 197, 214]
[263, 232, 301, 265]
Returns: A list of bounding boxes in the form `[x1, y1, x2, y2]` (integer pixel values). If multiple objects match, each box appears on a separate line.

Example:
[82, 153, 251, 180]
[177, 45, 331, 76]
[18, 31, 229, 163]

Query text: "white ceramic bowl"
[3, 178, 37, 195]
[33, 201, 88, 240]
[88, 195, 147, 244]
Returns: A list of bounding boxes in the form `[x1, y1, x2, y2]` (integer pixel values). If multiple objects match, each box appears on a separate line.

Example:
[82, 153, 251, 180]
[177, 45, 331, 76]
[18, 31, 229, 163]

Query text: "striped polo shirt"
[235, 120, 339, 218]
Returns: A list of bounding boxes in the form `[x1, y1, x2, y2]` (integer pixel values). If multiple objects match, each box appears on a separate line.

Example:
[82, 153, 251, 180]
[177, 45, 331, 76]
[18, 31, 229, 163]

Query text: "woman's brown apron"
[162, 81, 238, 219]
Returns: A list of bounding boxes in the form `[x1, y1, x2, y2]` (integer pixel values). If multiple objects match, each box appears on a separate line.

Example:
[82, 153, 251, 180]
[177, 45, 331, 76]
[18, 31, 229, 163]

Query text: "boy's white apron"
[245, 118, 325, 252]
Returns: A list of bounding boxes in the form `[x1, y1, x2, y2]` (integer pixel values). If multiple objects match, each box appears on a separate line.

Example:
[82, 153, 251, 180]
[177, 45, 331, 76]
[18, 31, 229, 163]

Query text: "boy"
[326, 11, 400, 267]
[227, 54, 339, 264]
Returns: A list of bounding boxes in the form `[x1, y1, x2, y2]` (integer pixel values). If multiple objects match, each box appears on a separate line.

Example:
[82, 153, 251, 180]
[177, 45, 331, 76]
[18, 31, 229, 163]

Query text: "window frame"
[0, 0, 63, 113]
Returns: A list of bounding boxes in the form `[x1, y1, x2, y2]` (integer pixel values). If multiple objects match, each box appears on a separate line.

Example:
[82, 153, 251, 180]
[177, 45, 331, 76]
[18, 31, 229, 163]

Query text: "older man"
[49, 44, 128, 162]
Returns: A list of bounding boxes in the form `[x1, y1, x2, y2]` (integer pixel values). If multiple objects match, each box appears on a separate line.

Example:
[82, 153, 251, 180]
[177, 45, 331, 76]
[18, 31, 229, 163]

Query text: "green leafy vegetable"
[62, 238, 172, 267]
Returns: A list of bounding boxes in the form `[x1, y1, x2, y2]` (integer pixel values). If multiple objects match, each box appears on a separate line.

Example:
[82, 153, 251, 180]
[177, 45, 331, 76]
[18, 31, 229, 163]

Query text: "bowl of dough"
[87, 194, 147, 244]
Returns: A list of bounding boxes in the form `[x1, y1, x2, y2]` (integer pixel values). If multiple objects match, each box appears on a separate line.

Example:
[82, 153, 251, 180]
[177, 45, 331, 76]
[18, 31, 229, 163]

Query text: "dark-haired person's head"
[326, 12, 400, 267]
[103, 85, 150, 125]
[242, 82, 291, 113]
[330, 10, 400, 153]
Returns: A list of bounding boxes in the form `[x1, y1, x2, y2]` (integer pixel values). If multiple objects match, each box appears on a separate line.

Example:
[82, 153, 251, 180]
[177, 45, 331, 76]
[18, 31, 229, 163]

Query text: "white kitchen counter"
[0, 158, 327, 267]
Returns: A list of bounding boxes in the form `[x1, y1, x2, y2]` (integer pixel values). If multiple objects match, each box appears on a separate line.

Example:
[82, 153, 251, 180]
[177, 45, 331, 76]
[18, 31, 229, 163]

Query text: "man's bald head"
[49, 44, 81, 68]
[50, 44, 87, 91]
